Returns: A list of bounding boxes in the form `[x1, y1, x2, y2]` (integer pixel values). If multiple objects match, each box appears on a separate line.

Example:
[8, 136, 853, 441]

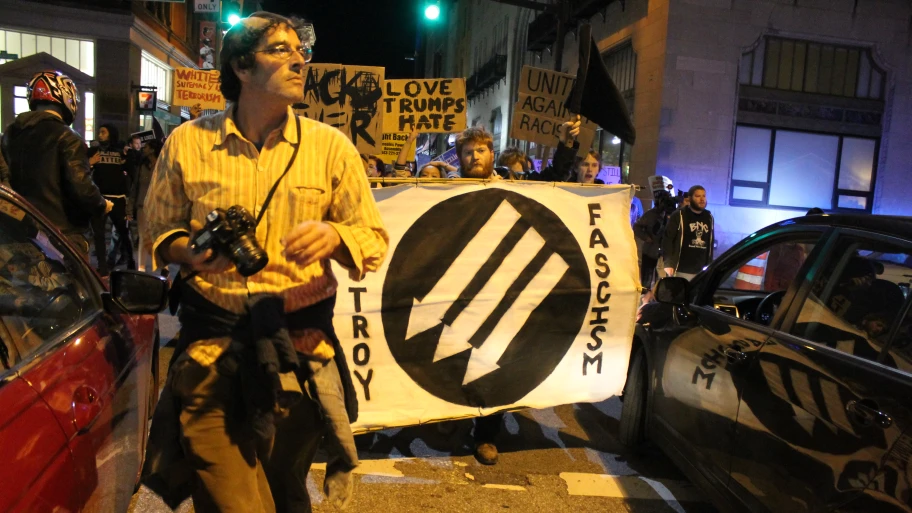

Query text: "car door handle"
[72, 385, 102, 434]
[846, 400, 893, 429]
[723, 347, 748, 364]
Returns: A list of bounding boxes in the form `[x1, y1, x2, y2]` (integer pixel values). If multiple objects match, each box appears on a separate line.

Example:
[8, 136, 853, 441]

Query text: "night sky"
[260, 0, 421, 79]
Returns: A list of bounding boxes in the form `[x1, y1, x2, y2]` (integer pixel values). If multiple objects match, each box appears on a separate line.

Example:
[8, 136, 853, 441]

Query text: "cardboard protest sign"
[172, 68, 225, 110]
[294, 64, 384, 155]
[510, 66, 597, 157]
[333, 181, 640, 432]
[382, 79, 467, 133]
[130, 130, 156, 146]
[379, 133, 416, 161]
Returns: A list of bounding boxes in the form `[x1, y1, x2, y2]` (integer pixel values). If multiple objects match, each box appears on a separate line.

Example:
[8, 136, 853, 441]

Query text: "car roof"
[760, 214, 912, 240]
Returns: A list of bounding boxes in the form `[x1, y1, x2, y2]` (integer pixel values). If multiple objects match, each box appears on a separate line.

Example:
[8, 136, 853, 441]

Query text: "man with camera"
[142, 12, 388, 513]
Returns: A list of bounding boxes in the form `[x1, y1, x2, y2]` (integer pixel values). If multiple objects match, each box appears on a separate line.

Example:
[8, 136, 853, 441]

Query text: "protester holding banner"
[418, 161, 455, 178]
[457, 126, 498, 180]
[496, 147, 529, 180]
[141, 12, 388, 513]
[575, 151, 602, 184]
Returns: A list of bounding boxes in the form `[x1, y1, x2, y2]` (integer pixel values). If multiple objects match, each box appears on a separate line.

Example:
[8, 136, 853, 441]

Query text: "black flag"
[566, 23, 636, 145]
[151, 116, 166, 143]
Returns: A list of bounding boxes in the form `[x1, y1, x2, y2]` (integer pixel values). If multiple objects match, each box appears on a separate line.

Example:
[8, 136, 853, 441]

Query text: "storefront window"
[0, 29, 94, 76]
[141, 52, 172, 104]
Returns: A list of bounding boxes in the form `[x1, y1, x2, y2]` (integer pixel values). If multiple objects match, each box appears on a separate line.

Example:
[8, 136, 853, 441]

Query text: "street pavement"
[130, 312, 718, 513]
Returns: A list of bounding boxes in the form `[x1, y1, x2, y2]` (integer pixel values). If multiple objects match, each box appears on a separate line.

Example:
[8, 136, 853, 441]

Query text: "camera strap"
[169, 116, 302, 315]
[255, 116, 302, 226]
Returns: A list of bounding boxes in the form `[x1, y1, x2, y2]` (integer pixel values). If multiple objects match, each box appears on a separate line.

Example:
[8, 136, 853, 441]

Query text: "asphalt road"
[129, 312, 717, 513]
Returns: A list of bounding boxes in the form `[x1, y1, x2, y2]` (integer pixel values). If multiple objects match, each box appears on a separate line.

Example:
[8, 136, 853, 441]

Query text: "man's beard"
[462, 161, 494, 178]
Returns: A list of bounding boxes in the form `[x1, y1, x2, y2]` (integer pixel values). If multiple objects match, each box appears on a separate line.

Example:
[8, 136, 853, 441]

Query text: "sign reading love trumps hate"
[510, 66, 597, 157]
[172, 68, 226, 110]
[382, 79, 467, 133]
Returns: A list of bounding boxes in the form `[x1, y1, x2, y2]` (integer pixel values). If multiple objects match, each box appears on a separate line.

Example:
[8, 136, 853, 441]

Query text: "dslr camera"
[190, 206, 268, 277]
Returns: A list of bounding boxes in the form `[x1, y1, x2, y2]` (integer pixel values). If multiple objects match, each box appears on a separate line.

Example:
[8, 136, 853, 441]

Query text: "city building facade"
[0, 0, 225, 143]
[432, 0, 912, 252]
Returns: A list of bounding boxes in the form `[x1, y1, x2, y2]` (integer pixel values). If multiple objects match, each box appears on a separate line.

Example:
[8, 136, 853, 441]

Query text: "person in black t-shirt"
[662, 185, 714, 280]
[88, 123, 135, 274]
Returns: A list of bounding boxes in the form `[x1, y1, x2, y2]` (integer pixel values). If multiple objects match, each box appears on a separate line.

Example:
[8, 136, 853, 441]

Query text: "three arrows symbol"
[405, 200, 570, 385]
[405, 201, 521, 340]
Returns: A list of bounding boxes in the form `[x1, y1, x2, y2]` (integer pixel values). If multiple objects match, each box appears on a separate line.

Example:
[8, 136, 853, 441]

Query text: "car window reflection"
[790, 241, 912, 370]
[0, 200, 98, 370]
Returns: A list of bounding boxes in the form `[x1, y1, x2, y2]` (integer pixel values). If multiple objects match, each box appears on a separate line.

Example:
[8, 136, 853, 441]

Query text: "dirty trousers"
[170, 341, 325, 513]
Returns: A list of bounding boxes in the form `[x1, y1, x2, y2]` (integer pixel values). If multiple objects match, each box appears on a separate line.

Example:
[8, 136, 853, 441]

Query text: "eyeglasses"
[254, 44, 313, 63]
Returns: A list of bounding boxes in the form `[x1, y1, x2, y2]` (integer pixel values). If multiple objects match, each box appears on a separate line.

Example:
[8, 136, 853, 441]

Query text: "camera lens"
[230, 234, 269, 277]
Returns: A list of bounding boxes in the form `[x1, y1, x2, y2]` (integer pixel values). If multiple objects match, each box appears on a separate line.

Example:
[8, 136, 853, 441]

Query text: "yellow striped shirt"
[143, 106, 389, 319]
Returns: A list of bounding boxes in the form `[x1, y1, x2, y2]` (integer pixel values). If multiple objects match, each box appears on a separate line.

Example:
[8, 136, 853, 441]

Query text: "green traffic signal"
[424, 4, 440, 20]
[222, 1, 241, 25]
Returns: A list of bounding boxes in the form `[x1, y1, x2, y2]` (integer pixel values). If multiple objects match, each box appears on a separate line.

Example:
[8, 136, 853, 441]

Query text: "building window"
[13, 86, 28, 116]
[0, 29, 94, 76]
[141, 52, 172, 104]
[740, 37, 884, 100]
[731, 124, 876, 212]
[84, 91, 95, 142]
[145, 1, 172, 27]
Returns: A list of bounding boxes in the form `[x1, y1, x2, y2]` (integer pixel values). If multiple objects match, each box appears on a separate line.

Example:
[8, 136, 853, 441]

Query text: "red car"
[0, 186, 168, 512]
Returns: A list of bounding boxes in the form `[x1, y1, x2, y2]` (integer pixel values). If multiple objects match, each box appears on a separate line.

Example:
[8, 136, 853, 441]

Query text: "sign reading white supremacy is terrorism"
[331, 181, 641, 432]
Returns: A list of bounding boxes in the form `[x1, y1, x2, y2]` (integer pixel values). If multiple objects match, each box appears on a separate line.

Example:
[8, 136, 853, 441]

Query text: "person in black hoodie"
[89, 122, 135, 273]
[662, 185, 714, 280]
[528, 116, 580, 182]
[1, 71, 111, 255]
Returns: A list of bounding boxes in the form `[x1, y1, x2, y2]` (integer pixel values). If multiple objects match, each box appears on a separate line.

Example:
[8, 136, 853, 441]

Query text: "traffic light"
[222, 1, 241, 26]
[424, 2, 440, 21]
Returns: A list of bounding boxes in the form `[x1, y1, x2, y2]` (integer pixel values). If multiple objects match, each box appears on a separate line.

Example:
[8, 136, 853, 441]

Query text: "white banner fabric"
[332, 181, 641, 433]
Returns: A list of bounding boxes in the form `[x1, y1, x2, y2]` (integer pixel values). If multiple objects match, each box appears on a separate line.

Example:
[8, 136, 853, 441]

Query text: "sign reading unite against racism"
[294, 64, 385, 155]
[510, 66, 597, 156]
[382, 79, 467, 134]
[172, 67, 226, 111]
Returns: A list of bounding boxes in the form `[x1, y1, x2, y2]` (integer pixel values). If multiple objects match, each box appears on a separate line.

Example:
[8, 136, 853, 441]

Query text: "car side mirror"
[109, 270, 169, 314]
[655, 277, 689, 307]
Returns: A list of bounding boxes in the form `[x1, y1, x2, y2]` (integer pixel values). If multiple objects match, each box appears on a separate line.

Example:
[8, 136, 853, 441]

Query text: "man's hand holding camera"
[282, 221, 342, 268]
[163, 219, 235, 274]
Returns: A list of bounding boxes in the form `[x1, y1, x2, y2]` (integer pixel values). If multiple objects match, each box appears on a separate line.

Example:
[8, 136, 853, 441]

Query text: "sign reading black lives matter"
[511, 66, 597, 157]
[382, 79, 467, 134]
[294, 64, 385, 155]
[331, 182, 640, 431]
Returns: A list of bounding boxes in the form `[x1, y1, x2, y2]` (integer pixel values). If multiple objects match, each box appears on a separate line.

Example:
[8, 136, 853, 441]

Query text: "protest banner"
[130, 130, 156, 146]
[172, 67, 225, 110]
[379, 133, 416, 161]
[382, 79, 467, 134]
[294, 64, 385, 155]
[332, 181, 640, 431]
[510, 66, 597, 157]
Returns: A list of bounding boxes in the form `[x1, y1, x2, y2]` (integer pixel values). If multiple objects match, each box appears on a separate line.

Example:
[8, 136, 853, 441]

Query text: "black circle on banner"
[382, 188, 591, 407]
